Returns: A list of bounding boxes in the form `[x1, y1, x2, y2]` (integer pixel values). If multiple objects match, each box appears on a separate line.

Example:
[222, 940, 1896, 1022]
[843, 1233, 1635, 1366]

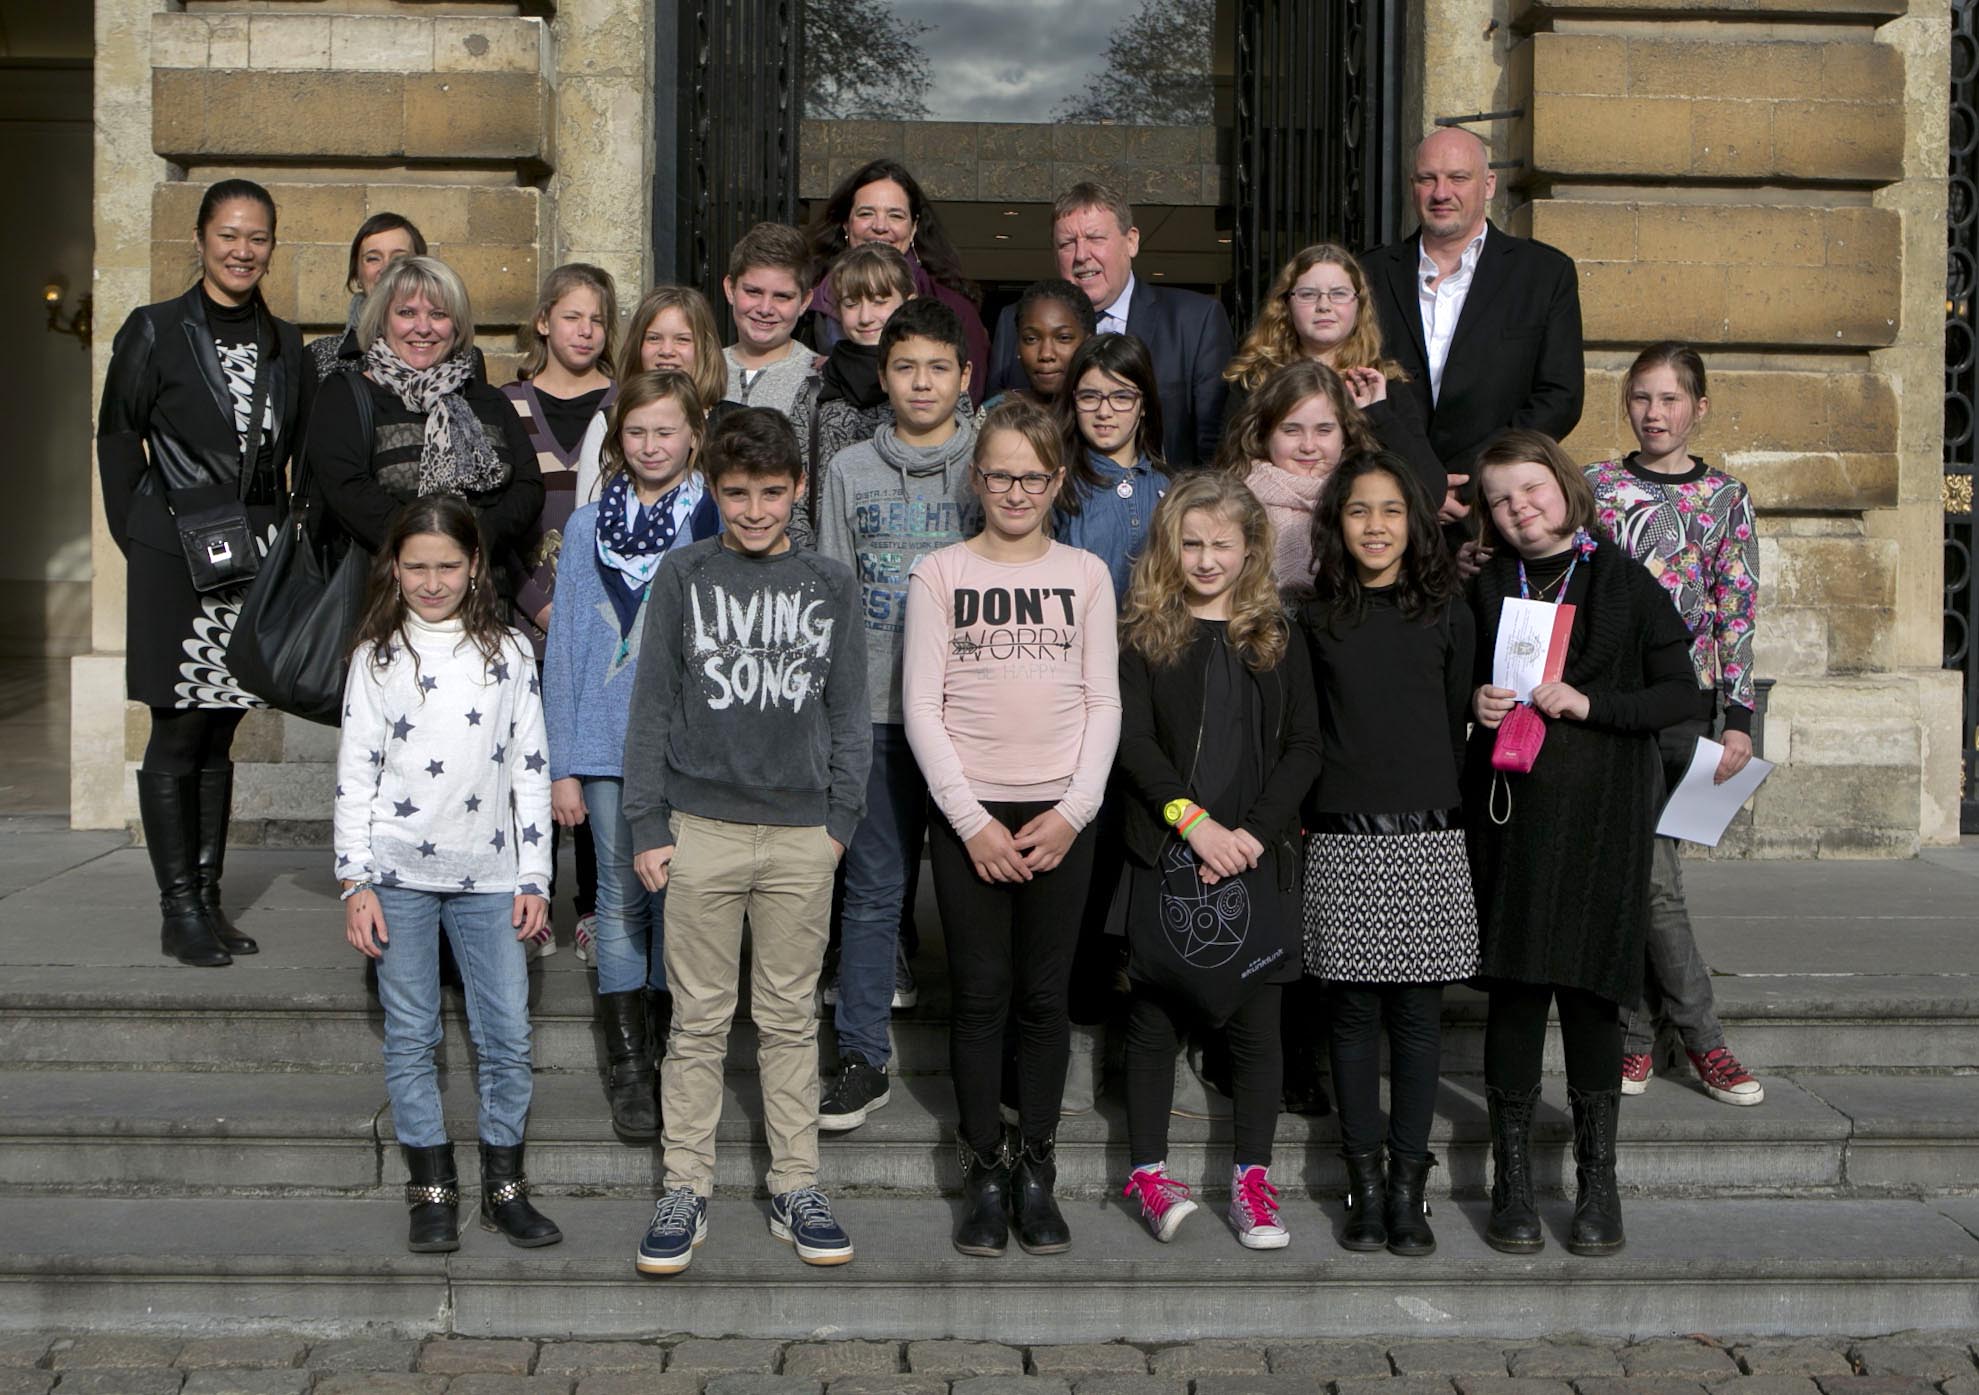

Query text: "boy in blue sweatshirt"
[813, 298, 977, 1132]
[622, 408, 870, 1276]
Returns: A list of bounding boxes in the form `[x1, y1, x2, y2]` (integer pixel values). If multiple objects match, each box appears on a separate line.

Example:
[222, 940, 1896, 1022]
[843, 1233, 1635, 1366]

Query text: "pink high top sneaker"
[1122, 1163, 1197, 1243]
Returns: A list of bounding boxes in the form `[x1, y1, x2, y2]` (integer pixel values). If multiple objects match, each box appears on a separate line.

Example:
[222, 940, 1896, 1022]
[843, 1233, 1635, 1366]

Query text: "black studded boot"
[402, 1143, 460, 1253]
[1338, 1148, 1387, 1251]
[137, 770, 231, 968]
[953, 1135, 1012, 1257]
[478, 1142, 562, 1248]
[597, 989, 659, 1141]
[1486, 1084, 1544, 1254]
[1566, 1086, 1626, 1256]
[195, 765, 257, 955]
[1385, 1151, 1438, 1257]
[1009, 1133, 1071, 1254]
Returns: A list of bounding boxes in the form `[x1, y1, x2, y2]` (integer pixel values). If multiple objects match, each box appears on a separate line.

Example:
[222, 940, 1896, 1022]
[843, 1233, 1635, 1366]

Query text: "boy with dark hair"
[722, 223, 820, 417]
[622, 407, 871, 1275]
[812, 296, 976, 1131]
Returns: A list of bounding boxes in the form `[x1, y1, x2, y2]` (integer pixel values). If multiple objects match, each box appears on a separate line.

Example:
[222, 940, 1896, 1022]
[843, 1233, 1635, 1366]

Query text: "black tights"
[143, 707, 245, 776]
[1484, 981, 1621, 1094]
[1327, 982, 1444, 1158]
[1124, 984, 1282, 1170]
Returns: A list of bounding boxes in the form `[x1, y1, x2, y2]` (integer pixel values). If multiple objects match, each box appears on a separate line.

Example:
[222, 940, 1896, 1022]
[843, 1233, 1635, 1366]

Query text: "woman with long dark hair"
[97, 178, 310, 967]
[804, 158, 989, 404]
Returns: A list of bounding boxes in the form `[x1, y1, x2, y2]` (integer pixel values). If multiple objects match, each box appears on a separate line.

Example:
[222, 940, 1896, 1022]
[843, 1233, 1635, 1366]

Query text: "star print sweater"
[334, 613, 554, 898]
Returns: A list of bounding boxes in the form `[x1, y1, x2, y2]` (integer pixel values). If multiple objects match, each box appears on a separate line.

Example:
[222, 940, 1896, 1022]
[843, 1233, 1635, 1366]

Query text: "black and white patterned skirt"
[1303, 814, 1479, 983]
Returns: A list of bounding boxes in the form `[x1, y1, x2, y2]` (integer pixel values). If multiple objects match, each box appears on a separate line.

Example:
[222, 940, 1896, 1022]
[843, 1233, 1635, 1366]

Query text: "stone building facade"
[77, 0, 1959, 856]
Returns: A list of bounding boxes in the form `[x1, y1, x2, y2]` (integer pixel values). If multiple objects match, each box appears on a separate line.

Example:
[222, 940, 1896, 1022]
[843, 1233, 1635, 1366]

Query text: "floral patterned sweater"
[1585, 454, 1758, 734]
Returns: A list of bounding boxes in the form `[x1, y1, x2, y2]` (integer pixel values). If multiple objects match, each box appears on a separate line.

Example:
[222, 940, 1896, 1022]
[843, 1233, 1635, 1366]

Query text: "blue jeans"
[834, 724, 927, 1067]
[373, 885, 535, 1148]
[583, 777, 668, 996]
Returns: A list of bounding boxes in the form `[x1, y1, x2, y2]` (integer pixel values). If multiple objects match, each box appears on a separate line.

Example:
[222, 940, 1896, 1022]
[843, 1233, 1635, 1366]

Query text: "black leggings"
[1125, 984, 1282, 1170]
[142, 707, 245, 776]
[1327, 982, 1444, 1158]
[1485, 981, 1621, 1094]
[931, 800, 1097, 1154]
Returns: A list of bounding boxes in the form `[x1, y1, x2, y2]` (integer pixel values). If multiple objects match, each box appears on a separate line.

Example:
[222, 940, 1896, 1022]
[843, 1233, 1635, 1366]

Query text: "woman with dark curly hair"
[804, 158, 989, 404]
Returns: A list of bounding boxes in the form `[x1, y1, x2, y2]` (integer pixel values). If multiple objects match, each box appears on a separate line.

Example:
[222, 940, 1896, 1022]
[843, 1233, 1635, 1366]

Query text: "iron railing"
[1949, 0, 1979, 830]
[1232, 0, 1408, 334]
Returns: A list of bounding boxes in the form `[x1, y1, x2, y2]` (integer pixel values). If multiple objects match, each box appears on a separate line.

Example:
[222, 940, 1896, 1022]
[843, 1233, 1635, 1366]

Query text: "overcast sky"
[891, 0, 1198, 123]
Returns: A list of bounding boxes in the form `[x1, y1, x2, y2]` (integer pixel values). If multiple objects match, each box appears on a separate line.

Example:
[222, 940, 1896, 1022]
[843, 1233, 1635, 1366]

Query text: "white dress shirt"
[1418, 226, 1488, 405]
[1097, 273, 1137, 337]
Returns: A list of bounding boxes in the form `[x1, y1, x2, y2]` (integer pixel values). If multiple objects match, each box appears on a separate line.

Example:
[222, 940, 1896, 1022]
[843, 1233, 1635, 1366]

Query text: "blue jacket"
[543, 494, 720, 781]
[1057, 450, 1166, 603]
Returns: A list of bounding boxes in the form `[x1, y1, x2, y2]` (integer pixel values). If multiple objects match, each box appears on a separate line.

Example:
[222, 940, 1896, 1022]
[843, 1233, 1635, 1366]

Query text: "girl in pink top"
[902, 397, 1122, 1261]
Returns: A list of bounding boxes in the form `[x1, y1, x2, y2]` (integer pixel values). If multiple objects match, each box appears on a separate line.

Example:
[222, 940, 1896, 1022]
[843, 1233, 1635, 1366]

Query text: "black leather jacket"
[97, 285, 307, 555]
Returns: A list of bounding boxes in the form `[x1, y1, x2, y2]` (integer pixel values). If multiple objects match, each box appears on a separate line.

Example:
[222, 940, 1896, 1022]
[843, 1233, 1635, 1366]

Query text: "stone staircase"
[2, 826, 1977, 1342]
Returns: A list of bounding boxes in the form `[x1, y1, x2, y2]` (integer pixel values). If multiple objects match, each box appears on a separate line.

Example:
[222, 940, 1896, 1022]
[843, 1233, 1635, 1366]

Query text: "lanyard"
[1516, 528, 1596, 603]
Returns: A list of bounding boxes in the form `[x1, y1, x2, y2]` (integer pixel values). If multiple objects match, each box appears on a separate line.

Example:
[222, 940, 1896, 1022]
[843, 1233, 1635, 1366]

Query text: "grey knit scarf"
[363, 340, 505, 496]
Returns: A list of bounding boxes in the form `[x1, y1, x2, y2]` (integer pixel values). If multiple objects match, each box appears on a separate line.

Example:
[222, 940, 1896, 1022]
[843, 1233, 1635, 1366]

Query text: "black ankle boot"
[954, 1136, 1011, 1257]
[1338, 1149, 1387, 1251]
[1009, 1134, 1071, 1254]
[597, 990, 659, 1141]
[194, 765, 256, 954]
[478, 1143, 562, 1248]
[137, 771, 231, 968]
[1486, 1084, 1544, 1254]
[402, 1143, 460, 1253]
[1567, 1086, 1625, 1256]
[1385, 1151, 1438, 1257]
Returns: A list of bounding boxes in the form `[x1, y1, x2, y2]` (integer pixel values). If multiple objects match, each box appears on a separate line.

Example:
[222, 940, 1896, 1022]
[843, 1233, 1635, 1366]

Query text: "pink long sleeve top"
[902, 540, 1123, 842]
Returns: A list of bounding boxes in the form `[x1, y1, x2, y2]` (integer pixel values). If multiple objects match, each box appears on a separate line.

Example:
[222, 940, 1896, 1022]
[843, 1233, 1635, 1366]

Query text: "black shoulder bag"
[170, 315, 273, 593]
[226, 373, 374, 724]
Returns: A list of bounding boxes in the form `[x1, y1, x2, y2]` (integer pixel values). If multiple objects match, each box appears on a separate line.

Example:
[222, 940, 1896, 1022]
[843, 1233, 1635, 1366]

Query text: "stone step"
[7, 966, 1979, 1075]
[6, 1066, 1973, 1201]
[4, 1193, 1977, 1341]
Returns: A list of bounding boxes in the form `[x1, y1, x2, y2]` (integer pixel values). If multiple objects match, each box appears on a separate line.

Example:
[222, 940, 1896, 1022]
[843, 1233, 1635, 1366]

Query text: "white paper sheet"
[1655, 736, 1774, 847]
[1492, 597, 1566, 701]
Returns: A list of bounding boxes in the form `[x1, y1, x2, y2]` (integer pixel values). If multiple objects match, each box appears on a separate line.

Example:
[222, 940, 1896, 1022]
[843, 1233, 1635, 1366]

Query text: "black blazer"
[989, 280, 1235, 468]
[97, 286, 309, 555]
[1364, 222, 1585, 479]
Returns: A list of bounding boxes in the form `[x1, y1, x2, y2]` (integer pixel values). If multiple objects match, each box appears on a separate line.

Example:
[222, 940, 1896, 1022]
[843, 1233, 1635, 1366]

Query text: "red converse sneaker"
[1122, 1163, 1196, 1243]
[1687, 1045, 1764, 1106]
[1620, 1053, 1653, 1095]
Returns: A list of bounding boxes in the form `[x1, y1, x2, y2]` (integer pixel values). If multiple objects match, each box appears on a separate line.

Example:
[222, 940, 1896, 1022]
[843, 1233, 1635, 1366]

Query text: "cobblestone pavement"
[0, 1335, 1974, 1395]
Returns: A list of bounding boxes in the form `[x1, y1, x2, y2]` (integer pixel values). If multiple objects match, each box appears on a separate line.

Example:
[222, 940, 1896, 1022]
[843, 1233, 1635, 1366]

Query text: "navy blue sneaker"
[635, 1187, 706, 1276]
[769, 1186, 854, 1266]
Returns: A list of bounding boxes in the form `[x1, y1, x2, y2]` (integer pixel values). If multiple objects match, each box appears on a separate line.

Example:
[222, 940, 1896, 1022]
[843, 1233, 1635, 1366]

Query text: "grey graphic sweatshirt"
[621, 537, 871, 851]
[815, 413, 979, 724]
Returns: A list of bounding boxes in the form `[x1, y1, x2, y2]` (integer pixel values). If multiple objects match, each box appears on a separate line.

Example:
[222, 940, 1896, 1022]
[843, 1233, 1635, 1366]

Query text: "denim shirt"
[1058, 450, 1165, 602]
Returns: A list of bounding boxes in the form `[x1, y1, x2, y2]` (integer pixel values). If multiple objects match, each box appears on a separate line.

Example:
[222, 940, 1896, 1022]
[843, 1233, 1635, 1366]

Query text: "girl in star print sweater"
[334, 494, 561, 1255]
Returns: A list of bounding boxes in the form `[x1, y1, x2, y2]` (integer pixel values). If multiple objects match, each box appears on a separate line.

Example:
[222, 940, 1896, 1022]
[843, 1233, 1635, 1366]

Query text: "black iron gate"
[669, 0, 803, 339]
[1231, 0, 1408, 333]
[1950, 0, 1979, 831]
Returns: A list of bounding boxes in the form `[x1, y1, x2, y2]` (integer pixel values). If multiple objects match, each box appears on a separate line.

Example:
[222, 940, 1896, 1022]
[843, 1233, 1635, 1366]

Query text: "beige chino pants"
[659, 812, 836, 1197]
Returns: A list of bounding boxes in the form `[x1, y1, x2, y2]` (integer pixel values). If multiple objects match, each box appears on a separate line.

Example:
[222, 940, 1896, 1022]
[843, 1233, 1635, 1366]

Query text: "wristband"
[1176, 806, 1210, 837]
[339, 881, 373, 902]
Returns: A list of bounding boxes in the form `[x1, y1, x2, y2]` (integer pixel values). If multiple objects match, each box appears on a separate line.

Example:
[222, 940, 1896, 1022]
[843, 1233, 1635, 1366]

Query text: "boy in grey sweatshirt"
[812, 298, 978, 1132]
[622, 408, 870, 1277]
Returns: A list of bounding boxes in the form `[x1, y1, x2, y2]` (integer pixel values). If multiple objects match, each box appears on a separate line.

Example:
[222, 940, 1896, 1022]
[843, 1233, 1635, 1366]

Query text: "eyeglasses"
[1289, 287, 1357, 306]
[1073, 388, 1143, 413]
[975, 466, 1059, 494]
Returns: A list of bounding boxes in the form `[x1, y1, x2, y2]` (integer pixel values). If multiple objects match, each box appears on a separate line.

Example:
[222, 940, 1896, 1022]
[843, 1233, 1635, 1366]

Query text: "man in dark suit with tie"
[1363, 127, 1585, 523]
[988, 181, 1234, 468]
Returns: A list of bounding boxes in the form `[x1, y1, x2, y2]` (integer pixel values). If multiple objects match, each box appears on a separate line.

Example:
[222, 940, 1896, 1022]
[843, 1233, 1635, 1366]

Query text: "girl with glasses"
[1226, 245, 1445, 515]
[1054, 332, 1170, 604]
[902, 398, 1122, 1259]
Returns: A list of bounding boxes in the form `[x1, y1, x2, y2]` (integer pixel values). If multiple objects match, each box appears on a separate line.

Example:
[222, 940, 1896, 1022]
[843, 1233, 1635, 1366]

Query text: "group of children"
[333, 222, 1761, 1274]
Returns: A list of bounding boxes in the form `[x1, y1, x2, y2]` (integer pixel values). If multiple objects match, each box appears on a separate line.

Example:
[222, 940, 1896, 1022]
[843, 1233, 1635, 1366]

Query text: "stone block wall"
[1506, 0, 1960, 855]
[77, 0, 654, 838]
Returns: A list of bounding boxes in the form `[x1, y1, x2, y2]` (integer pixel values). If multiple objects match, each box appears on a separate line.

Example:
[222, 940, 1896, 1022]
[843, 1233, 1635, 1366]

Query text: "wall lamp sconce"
[45, 281, 92, 351]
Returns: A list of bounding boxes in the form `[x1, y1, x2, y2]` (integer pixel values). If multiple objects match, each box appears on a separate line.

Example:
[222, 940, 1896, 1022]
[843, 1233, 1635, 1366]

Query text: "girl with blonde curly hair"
[1113, 472, 1321, 1253]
